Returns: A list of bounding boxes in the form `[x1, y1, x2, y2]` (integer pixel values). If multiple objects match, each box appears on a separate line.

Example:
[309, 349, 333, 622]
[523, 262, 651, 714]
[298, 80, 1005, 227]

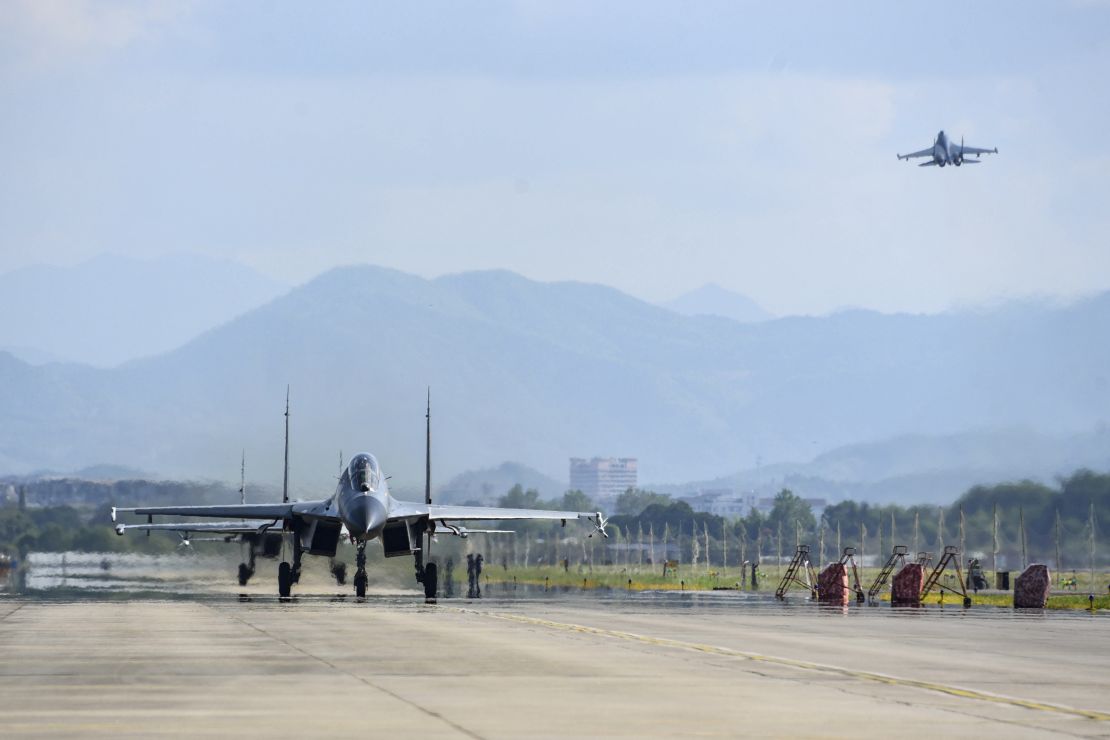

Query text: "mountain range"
[662, 283, 773, 323]
[0, 263, 1107, 501]
[0, 254, 288, 366]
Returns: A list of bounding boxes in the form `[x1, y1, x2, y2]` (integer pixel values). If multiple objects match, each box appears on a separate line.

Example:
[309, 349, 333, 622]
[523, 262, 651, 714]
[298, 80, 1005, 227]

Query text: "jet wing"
[391, 501, 608, 536]
[897, 147, 933, 160]
[432, 522, 515, 537]
[957, 144, 998, 156]
[112, 500, 333, 522]
[115, 520, 280, 535]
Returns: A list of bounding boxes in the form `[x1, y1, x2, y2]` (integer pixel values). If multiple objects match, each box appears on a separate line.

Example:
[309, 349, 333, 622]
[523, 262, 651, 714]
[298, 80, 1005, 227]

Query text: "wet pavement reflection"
[1, 552, 1103, 624]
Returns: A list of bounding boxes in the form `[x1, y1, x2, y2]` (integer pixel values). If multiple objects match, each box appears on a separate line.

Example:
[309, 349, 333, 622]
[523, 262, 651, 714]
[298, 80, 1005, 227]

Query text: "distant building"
[756, 496, 827, 517]
[569, 457, 637, 500]
[677, 489, 756, 519]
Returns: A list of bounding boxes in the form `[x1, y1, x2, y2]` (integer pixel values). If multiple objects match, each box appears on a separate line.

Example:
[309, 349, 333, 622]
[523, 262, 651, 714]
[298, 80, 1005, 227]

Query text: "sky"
[1, 1, 1108, 316]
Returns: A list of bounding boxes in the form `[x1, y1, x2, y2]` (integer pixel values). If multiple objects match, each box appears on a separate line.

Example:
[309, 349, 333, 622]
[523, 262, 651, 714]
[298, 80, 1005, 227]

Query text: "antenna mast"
[283, 386, 290, 504]
[240, 450, 246, 505]
[424, 388, 433, 567]
[425, 388, 432, 506]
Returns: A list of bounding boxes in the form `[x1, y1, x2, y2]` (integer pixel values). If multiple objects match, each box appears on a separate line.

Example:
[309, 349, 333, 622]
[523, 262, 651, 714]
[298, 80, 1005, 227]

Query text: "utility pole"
[638, 522, 644, 569]
[1019, 506, 1027, 572]
[860, 522, 866, 568]
[913, 511, 920, 555]
[992, 502, 999, 577]
[937, 506, 946, 549]
[740, 526, 748, 579]
[1054, 508, 1062, 581]
[818, 520, 825, 568]
[722, 521, 728, 574]
[1089, 500, 1096, 596]
[704, 521, 710, 574]
[890, 510, 896, 547]
[836, 520, 842, 557]
[959, 505, 966, 560]
[877, 515, 883, 564]
[776, 520, 783, 577]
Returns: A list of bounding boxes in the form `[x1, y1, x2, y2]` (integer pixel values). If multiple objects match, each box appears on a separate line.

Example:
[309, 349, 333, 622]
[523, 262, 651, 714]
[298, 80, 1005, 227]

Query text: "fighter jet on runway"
[897, 130, 998, 167]
[113, 392, 608, 601]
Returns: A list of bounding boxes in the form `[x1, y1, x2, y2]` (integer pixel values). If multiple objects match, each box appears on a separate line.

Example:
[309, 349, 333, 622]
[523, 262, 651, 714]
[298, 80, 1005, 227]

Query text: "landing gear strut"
[278, 561, 292, 597]
[292, 536, 303, 585]
[330, 559, 347, 585]
[354, 542, 368, 598]
[238, 541, 256, 586]
[414, 547, 438, 603]
[423, 561, 438, 603]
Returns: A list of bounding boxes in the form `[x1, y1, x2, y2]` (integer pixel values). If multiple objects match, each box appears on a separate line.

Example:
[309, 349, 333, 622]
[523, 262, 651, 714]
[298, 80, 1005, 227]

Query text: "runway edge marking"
[449, 607, 1109, 723]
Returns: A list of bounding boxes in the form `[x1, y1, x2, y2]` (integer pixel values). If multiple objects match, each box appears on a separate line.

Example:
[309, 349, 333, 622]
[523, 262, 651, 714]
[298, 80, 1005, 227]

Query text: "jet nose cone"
[346, 496, 387, 539]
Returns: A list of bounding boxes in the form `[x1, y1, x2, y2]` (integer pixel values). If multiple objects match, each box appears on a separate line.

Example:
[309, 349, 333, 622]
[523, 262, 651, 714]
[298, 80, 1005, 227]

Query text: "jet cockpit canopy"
[348, 453, 381, 492]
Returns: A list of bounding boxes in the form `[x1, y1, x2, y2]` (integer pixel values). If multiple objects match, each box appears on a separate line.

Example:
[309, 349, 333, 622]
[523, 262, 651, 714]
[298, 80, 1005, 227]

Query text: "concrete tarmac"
[0, 592, 1107, 738]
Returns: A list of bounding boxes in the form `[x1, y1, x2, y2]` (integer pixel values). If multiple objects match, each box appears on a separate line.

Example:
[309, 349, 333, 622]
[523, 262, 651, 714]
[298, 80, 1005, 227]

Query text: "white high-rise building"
[569, 457, 638, 500]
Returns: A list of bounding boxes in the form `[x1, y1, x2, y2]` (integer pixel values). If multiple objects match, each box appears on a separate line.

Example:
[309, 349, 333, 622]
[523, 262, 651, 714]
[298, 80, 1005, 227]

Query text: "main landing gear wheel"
[238, 562, 254, 586]
[423, 561, 438, 603]
[354, 571, 368, 598]
[278, 561, 292, 598]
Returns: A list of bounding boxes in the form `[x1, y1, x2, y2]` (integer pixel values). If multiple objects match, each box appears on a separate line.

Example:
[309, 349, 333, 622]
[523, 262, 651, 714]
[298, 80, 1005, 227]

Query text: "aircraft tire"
[278, 561, 292, 598]
[238, 562, 252, 586]
[423, 562, 438, 601]
[355, 571, 368, 598]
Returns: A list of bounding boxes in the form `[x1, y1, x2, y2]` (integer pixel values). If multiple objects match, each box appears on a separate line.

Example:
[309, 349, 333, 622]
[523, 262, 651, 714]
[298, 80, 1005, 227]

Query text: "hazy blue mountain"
[0, 253, 289, 367]
[0, 266, 1107, 502]
[662, 283, 773, 323]
[437, 462, 567, 505]
[655, 427, 1110, 505]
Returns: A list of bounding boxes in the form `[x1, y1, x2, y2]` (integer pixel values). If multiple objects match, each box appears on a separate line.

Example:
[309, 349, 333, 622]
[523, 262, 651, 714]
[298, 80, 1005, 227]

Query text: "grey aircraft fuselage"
[897, 129, 998, 167]
[929, 131, 961, 166]
[335, 452, 390, 542]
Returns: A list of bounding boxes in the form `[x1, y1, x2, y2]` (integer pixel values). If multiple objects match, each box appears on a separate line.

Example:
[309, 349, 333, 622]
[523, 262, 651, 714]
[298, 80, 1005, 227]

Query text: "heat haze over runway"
[0, 590, 1106, 738]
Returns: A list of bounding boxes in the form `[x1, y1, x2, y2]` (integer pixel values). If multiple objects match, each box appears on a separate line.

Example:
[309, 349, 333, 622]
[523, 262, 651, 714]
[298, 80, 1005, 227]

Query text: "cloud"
[0, 0, 194, 73]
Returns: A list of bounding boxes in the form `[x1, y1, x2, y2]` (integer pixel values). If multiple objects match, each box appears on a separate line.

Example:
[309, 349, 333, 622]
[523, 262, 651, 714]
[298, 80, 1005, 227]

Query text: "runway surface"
[0, 590, 1107, 738]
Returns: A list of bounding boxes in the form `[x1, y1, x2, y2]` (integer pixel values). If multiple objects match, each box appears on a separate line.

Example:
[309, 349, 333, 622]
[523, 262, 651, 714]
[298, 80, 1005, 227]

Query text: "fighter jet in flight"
[897, 130, 998, 167]
[113, 391, 608, 601]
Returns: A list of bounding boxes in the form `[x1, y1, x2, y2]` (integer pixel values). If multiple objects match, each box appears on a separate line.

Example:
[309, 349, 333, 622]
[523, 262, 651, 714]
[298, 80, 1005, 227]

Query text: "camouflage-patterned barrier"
[1014, 564, 1051, 608]
[817, 562, 849, 604]
[892, 563, 924, 605]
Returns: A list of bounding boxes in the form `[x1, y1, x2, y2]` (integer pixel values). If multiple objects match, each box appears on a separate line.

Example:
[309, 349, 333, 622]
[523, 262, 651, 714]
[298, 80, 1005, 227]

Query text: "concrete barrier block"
[892, 563, 924, 605]
[817, 562, 849, 604]
[1014, 564, 1051, 608]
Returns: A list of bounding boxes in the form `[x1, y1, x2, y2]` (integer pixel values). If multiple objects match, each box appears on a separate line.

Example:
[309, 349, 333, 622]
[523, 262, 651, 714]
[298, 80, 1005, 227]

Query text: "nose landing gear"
[278, 561, 292, 597]
[354, 542, 368, 598]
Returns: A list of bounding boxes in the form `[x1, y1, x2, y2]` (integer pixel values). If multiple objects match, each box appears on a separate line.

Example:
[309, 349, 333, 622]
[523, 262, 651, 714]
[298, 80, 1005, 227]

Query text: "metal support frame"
[920, 545, 971, 607]
[775, 545, 817, 600]
[867, 545, 908, 604]
[837, 546, 866, 603]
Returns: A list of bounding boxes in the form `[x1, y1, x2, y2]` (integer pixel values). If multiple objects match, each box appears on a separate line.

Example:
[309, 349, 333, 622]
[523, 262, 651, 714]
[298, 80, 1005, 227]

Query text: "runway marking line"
[451, 607, 1109, 723]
